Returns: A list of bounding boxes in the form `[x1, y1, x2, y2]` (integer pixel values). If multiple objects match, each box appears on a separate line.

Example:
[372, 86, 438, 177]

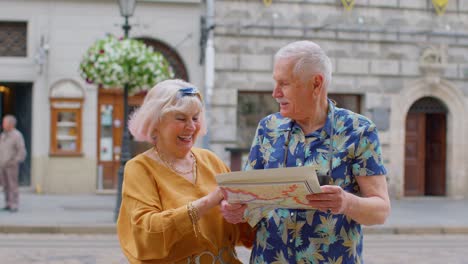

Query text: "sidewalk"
[365, 197, 468, 234]
[0, 190, 116, 234]
[1, 190, 468, 234]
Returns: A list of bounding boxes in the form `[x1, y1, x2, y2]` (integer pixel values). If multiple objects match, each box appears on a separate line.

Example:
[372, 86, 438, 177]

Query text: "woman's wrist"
[193, 190, 223, 216]
[206, 190, 223, 208]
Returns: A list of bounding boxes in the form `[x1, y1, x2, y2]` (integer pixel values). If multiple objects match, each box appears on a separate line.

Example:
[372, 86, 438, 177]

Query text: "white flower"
[79, 35, 174, 92]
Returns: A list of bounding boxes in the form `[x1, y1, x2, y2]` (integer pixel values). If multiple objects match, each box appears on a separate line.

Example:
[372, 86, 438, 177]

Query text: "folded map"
[216, 166, 324, 226]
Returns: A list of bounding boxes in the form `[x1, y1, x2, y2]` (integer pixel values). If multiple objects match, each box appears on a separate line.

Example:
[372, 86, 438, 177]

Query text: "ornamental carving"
[419, 45, 447, 79]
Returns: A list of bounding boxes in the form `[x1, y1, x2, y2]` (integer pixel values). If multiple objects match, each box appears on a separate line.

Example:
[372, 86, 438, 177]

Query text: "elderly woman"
[117, 79, 253, 263]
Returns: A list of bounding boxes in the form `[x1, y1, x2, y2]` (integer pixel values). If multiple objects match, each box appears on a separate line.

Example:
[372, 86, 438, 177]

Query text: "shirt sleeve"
[244, 122, 265, 171]
[14, 132, 27, 163]
[352, 123, 387, 176]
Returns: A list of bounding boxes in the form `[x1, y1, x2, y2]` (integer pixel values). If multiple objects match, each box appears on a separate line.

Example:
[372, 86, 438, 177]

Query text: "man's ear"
[312, 75, 324, 95]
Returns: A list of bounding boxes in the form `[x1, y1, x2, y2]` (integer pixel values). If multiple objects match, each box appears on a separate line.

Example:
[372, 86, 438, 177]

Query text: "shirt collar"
[321, 98, 336, 137]
[276, 98, 335, 136]
[275, 114, 294, 131]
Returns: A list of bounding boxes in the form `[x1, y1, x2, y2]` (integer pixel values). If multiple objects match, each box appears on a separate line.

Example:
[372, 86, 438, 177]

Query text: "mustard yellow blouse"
[117, 147, 253, 264]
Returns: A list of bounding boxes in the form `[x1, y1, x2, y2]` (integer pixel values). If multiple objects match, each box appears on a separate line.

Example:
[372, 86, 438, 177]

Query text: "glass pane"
[237, 92, 278, 148]
[100, 105, 113, 161]
[328, 94, 361, 113]
[56, 111, 77, 152]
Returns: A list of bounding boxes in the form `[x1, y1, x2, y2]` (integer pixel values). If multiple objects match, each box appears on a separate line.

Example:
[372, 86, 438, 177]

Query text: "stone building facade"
[0, 0, 203, 193]
[2, 0, 468, 198]
[210, 0, 468, 198]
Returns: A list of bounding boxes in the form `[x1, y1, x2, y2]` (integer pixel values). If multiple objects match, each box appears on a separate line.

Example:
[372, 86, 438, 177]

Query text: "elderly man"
[221, 41, 390, 263]
[0, 115, 26, 212]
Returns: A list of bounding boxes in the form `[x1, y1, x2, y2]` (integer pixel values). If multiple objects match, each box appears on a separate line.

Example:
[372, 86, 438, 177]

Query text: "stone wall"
[213, 0, 468, 198]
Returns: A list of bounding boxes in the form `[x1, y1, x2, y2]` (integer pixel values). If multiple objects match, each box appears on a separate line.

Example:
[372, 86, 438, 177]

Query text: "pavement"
[0, 189, 116, 234]
[1, 189, 468, 234]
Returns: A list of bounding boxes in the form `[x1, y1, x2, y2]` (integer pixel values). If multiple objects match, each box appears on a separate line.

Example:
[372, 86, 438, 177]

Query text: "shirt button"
[289, 238, 294, 243]
[290, 212, 294, 217]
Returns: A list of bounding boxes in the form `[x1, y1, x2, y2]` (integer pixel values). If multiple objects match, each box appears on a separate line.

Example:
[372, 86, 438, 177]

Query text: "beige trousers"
[0, 164, 19, 209]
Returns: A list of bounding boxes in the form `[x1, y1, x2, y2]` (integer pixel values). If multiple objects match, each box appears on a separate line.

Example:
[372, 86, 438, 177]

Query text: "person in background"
[117, 79, 253, 264]
[0, 115, 27, 213]
[221, 40, 390, 263]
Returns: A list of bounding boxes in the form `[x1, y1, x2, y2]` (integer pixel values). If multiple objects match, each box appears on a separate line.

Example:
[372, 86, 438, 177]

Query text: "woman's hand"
[220, 200, 247, 224]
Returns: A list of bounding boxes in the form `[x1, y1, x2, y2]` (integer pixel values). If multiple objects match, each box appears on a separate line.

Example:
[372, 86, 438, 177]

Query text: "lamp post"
[115, 0, 136, 221]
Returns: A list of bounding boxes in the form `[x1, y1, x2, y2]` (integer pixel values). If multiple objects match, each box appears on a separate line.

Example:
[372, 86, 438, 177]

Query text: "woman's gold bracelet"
[187, 202, 201, 237]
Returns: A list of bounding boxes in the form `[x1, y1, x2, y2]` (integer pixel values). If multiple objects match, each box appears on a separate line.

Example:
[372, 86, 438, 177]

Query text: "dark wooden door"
[97, 90, 144, 190]
[404, 113, 426, 196]
[98, 93, 122, 190]
[425, 113, 446, 196]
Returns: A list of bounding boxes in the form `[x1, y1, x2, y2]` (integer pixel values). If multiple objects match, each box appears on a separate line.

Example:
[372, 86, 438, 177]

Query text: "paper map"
[217, 166, 322, 226]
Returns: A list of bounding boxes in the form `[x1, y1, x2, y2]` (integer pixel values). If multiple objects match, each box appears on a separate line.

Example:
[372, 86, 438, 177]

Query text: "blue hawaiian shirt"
[245, 100, 386, 264]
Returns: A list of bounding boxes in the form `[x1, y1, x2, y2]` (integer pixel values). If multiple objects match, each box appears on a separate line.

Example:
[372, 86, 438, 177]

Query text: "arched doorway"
[404, 97, 447, 196]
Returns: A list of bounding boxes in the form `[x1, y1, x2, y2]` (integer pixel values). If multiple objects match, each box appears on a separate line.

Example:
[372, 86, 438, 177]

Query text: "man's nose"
[272, 85, 281, 98]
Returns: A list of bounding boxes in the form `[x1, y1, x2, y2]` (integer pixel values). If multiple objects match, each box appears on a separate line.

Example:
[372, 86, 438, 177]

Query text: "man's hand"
[305, 185, 350, 214]
[220, 200, 247, 224]
[306, 176, 391, 225]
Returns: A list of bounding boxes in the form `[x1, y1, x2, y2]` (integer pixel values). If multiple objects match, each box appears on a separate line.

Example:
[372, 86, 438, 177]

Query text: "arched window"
[137, 37, 189, 81]
[49, 79, 85, 155]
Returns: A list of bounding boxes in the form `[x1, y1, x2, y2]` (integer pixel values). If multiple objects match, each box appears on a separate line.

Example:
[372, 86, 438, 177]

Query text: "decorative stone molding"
[49, 79, 85, 99]
[419, 44, 448, 84]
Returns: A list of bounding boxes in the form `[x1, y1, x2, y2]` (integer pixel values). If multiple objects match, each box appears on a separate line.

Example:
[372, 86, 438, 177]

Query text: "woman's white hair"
[128, 79, 206, 144]
[274, 40, 332, 89]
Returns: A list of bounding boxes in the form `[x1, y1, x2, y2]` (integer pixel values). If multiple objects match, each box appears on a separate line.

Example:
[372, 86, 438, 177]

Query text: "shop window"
[328, 93, 362, 114]
[228, 91, 277, 171]
[237, 91, 278, 148]
[231, 92, 361, 171]
[49, 80, 85, 156]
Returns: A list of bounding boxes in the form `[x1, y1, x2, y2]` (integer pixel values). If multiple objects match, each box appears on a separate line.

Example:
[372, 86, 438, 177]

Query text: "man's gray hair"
[274, 40, 332, 89]
[4, 115, 17, 127]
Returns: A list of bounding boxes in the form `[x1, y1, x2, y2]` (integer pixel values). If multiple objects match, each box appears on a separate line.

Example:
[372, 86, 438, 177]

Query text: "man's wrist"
[342, 192, 355, 216]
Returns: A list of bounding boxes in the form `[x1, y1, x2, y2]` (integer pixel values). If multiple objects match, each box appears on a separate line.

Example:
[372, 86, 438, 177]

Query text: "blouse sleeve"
[236, 222, 256, 248]
[208, 151, 257, 249]
[117, 158, 195, 261]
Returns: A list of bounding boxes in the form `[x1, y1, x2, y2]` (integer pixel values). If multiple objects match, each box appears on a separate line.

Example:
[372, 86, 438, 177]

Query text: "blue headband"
[178, 87, 199, 97]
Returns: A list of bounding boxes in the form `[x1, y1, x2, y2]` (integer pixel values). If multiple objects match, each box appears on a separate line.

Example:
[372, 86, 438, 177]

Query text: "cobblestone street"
[1, 233, 468, 263]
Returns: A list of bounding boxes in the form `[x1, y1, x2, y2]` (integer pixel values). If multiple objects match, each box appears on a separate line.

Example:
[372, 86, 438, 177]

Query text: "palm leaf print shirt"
[245, 100, 386, 264]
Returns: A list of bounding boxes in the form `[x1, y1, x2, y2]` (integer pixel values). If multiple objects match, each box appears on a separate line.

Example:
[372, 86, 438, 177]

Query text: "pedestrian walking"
[0, 115, 27, 213]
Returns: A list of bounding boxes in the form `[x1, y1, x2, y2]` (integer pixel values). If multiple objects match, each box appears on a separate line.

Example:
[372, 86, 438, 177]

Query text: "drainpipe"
[202, 0, 215, 149]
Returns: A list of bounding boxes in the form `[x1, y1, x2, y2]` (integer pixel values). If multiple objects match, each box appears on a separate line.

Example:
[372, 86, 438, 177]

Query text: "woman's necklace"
[154, 147, 197, 176]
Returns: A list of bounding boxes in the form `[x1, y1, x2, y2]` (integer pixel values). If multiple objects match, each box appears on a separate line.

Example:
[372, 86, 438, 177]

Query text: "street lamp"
[115, 0, 136, 221]
[118, 0, 136, 38]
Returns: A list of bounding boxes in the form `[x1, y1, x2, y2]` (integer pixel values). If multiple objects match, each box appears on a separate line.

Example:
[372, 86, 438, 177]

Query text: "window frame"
[49, 98, 83, 156]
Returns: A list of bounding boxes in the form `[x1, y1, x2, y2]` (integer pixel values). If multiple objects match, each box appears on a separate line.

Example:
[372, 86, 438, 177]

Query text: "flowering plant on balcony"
[79, 35, 174, 94]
